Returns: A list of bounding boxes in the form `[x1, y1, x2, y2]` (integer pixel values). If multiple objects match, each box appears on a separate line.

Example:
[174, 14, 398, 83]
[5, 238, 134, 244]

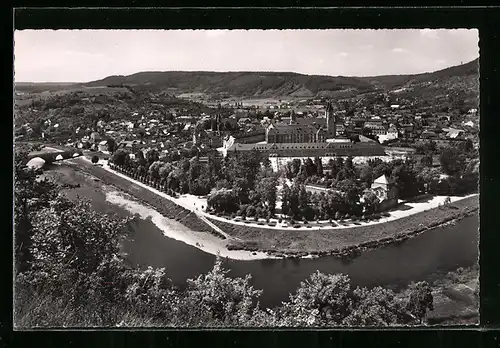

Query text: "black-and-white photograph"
[13, 29, 479, 328]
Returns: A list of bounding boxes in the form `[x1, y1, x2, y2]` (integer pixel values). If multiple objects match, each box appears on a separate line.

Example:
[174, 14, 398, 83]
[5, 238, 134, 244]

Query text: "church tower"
[326, 101, 336, 138]
[289, 110, 297, 125]
[212, 103, 222, 133]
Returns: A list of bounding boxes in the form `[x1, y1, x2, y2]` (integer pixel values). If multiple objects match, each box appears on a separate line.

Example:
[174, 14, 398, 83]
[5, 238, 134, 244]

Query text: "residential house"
[119, 140, 142, 152]
[336, 124, 345, 137]
[364, 119, 387, 135]
[421, 130, 438, 140]
[386, 124, 399, 141]
[98, 140, 109, 153]
[90, 131, 102, 144]
[443, 128, 465, 139]
[193, 129, 223, 148]
[224, 117, 239, 129]
[237, 118, 252, 127]
[399, 123, 415, 139]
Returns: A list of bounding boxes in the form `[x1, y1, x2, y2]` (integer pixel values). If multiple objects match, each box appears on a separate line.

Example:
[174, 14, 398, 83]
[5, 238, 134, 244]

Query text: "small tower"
[289, 110, 297, 125]
[326, 101, 336, 138]
[216, 113, 221, 133]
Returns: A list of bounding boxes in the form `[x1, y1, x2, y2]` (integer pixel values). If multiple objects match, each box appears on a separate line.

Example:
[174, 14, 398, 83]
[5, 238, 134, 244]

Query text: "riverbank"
[428, 266, 479, 325]
[61, 157, 477, 261]
[64, 158, 222, 236]
[58, 159, 274, 261]
[104, 162, 473, 232]
[203, 194, 475, 231]
[104, 191, 274, 261]
[208, 195, 478, 258]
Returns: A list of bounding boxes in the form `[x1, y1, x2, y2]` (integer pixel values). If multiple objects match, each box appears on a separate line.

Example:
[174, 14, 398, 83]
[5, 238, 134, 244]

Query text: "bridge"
[27, 147, 84, 164]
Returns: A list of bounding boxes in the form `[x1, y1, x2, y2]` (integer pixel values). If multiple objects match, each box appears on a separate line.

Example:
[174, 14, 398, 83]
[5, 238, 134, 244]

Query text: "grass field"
[208, 195, 478, 256]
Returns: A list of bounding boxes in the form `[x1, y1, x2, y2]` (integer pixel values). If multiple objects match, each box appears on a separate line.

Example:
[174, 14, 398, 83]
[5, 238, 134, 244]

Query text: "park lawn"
[209, 195, 479, 254]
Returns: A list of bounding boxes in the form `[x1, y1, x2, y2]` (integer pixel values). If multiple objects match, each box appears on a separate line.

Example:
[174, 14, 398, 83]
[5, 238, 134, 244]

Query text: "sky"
[14, 29, 479, 83]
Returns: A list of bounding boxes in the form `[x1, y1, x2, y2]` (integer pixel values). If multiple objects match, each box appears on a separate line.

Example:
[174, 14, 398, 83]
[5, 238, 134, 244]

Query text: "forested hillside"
[80, 58, 479, 98]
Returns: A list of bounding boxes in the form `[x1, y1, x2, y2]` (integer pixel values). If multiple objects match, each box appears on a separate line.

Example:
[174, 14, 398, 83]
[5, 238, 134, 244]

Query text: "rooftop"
[373, 174, 390, 185]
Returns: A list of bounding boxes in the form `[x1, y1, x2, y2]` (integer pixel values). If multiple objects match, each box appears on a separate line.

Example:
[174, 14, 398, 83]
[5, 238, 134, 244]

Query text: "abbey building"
[265, 101, 337, 143]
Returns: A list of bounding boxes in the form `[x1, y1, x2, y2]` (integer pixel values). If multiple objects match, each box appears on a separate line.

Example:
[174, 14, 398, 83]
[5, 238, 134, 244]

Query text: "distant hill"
[19, 58, 479, 99]
[358, 58, 479, 90]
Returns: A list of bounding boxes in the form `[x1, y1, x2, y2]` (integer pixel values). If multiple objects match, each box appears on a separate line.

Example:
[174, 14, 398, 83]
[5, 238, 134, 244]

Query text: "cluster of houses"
[192, 99, 478, 156]
[59, 112, 200, 156]
[17, 89, 478, 168]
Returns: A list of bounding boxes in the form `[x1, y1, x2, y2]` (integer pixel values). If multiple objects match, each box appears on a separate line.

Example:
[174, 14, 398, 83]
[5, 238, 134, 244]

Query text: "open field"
[15, 82, 78, 93]
[207, 195, 478, 257]
[15, 85, 131, 106]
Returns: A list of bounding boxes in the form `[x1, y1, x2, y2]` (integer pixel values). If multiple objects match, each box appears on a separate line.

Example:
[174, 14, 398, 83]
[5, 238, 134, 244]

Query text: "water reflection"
[260, 258, 278, 268]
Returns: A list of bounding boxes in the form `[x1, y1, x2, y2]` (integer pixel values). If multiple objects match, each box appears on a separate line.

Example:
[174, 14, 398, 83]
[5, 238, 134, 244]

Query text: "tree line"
[109, 139, 477, 224]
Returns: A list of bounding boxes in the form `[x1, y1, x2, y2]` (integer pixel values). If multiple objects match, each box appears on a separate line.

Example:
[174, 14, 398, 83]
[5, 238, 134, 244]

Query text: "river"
[44, 163, 479, 309]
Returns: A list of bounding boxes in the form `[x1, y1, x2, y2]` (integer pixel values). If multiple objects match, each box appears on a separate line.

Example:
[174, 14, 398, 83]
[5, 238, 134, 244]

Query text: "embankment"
[64, 160, 226, 240]
[427, 266, 479, 325]
[209, 195, 478, 258]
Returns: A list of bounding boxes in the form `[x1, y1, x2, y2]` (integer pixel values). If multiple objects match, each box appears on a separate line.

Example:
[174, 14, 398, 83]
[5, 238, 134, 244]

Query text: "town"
[16, 60, 479, 222]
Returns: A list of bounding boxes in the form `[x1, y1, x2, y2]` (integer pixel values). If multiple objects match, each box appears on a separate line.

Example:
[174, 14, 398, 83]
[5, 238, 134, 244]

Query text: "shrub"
[255, 207, 263, 218]
[278, 218, 283, 223]
[91, 155, 99, 164]
[246, 205, 256, 217]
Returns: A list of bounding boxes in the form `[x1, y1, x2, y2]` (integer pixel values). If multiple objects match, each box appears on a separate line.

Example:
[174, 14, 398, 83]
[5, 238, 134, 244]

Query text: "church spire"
[326, 100, 336, 138]
[289, 110, 297, 125]
[326, 100, 334, 113]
